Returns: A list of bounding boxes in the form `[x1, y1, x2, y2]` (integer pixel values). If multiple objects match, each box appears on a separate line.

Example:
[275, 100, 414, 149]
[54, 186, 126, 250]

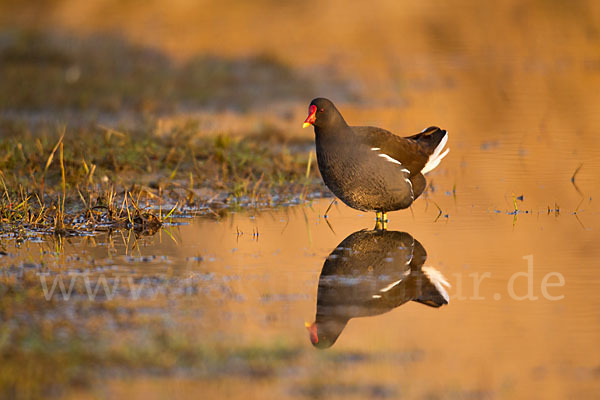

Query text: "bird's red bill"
[305, 321, 318, 344]
[302, 105, 317, 128]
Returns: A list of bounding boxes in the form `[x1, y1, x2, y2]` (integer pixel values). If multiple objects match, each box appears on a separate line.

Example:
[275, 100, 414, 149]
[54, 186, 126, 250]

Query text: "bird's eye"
[319, 108, 324, 113]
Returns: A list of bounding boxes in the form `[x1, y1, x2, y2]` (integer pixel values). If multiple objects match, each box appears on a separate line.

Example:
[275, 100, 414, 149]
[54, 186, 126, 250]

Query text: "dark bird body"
[307, 229, 450, 348]
[303, 98, 449, 218]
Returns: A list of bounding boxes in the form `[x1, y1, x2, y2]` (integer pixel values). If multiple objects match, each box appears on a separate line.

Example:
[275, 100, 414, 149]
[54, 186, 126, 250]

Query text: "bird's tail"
[412, 266, 450, 307]
[420, 129, 449, 174]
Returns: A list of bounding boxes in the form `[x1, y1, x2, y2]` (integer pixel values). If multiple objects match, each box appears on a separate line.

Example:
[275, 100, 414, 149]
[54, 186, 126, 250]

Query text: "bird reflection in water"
[306, 229, 450, 349]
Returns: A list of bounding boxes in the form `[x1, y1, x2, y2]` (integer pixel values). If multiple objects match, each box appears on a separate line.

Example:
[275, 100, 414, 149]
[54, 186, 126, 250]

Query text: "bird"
[306, 229, 450, 349]
[303, 98, 449, 229]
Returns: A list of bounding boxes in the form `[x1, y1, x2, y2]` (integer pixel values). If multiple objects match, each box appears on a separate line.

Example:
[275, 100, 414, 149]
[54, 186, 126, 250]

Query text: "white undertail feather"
[421, 132, 450, 174]
[422, 266, 451, 303]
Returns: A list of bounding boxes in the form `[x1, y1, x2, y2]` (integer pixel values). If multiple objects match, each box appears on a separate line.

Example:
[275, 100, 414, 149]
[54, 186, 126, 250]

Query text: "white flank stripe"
[378, 153, 402, 165]
[372, 294, 382, 299]
[371, 147, 380, 151]
[380, 279, 403, 293]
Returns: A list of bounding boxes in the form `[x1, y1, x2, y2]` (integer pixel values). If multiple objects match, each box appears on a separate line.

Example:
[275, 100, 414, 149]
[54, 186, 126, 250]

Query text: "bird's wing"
[351, 126, 432, 175]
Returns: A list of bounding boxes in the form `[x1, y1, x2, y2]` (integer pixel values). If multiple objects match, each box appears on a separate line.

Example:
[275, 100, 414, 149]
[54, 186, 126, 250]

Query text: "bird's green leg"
[374, 211, 383, 230]
[382, 212, 388, 230]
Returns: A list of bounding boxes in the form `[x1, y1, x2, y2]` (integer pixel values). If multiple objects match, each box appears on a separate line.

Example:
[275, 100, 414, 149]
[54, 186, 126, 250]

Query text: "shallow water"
[3, 97, 600, 397]
[2, 129, 600, 398]
[3, 0, 600, 398]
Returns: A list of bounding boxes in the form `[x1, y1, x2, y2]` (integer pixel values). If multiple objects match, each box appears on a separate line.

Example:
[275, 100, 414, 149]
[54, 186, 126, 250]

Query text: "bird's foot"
[374, 212, 388, 230]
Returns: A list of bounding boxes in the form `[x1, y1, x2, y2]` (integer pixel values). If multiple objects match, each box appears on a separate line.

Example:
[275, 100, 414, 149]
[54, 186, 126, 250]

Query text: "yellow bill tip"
[302, 122, 311, 129]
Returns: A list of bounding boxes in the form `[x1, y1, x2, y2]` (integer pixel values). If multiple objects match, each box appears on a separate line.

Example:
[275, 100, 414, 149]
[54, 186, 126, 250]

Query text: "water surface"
[3, 136, 600, 398]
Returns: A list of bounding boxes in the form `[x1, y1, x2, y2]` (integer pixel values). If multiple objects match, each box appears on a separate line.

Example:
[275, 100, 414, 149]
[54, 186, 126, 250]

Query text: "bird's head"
[305, 319, 345, 349]
[302, 98, 344, 130]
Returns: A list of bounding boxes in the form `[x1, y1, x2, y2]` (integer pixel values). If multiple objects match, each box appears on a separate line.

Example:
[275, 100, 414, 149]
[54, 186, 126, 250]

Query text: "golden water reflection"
[308, 229, 449, 348]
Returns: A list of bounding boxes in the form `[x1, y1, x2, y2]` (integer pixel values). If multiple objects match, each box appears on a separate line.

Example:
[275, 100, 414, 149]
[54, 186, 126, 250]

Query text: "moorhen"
[303, 98, 449, 228]
[306, 229, 450, 349]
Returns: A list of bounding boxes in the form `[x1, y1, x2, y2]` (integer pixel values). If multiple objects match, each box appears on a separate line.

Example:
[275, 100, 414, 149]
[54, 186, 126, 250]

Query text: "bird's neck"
[315, 119, 351, 144]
